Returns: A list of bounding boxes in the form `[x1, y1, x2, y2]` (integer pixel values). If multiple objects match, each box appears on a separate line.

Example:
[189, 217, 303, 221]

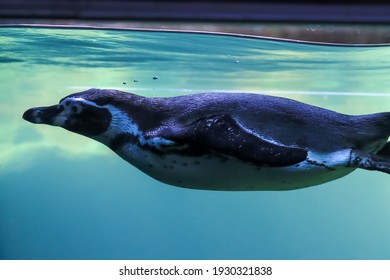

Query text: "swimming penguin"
[22, 88, 390, 191]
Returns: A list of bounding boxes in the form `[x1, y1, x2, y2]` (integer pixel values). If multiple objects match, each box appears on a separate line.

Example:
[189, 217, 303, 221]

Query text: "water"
[1, 26, 390, 260]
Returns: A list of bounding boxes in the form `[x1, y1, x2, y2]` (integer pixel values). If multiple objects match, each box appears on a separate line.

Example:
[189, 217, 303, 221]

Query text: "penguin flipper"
[163, 114, 308, 167]
[350, 150, 390, 174]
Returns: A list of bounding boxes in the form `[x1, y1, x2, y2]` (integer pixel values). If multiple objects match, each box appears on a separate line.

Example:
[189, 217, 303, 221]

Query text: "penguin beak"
[22, 105, 64, 126]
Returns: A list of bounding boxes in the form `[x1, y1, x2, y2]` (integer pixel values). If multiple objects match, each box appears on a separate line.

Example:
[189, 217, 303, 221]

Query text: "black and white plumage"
[22, 88, 390, 191]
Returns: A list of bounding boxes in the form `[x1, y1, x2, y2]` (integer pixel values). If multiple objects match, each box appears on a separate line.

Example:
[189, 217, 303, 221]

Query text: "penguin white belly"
[117, 144, 355, 191]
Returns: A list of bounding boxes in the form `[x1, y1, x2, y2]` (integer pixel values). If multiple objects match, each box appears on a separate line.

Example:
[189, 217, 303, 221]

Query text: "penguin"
[22, 88, 390, 191]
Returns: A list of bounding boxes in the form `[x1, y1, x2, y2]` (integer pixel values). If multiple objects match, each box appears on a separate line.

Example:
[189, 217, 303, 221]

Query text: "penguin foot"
[350, 150, 390, 174]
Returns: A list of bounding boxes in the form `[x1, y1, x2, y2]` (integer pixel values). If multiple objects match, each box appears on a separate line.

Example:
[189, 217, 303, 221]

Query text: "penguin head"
[23, 89, 114, 138]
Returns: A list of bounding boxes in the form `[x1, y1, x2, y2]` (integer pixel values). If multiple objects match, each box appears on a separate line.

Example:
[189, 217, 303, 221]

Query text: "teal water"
[1, 27, 390, 260]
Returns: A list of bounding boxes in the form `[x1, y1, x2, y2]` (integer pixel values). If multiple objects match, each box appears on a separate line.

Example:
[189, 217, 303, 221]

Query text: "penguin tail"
[349, 112, 390, 149]
[377, 142, 390, 158]
[349, 149, 390, 174]
[375, 112, 390, 160]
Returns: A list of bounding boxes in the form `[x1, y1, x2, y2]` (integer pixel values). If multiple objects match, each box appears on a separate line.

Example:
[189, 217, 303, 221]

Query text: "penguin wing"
[159, 114, 308, 167]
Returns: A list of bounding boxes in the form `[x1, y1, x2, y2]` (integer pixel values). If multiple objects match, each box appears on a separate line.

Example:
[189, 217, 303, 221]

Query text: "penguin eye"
[71, 105, 78, 113]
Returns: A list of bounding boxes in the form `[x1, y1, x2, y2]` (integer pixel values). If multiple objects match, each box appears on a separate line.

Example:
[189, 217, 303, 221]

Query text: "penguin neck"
[110, 94, 171, 132]
[92, 96, 173, 153]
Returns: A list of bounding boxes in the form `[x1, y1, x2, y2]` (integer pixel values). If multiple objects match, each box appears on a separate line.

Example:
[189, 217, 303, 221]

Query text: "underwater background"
[1, 27, 390, 260]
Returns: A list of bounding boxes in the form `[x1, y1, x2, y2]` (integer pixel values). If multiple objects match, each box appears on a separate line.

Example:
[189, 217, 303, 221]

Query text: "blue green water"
[1, 27, 390, 260]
